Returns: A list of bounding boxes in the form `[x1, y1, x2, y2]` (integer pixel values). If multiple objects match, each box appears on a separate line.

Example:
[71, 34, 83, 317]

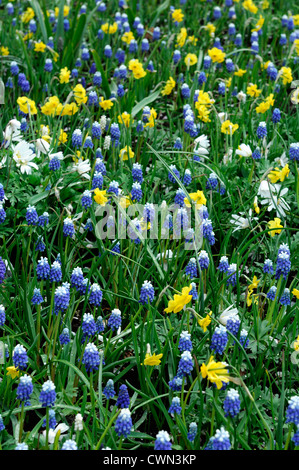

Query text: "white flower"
[42, 423, 69, 444]
[104, 135, 111, 150]
[223, 148, 233, 165]
[12, 140, 38, 175]
[100, 115, 107, 132]
[74, 413, 83, 432]
[235, 144, 252, 158]
[194, 134, 210, 156]
[219, 305, 239, 326]
[230, 209, 258, 232]
[237, 91, 247, 103]
[36, 138, 50, 156]
[274, 151, 288, 168]
[218, 112, 228, 123]
[0, 156, 7, 169]
[3, 119, 22, 146]
[71, 159, 91, 179]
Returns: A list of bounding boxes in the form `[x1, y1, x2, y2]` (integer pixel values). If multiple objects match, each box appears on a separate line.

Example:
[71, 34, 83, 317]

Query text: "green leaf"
[91, 49, 111, 97]
[131, 90, 161, 118]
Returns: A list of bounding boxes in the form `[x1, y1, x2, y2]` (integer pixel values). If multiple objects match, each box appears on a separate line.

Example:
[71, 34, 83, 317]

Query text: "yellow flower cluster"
[255, 93, 275, 113]
[122, 31, 135, 44]
[246, 84, 262, 98]
[247, 275, 260, 306]
[21, 7, 35, 24]
[195, 91, 214, 123]
[73, 84, 87, 105]
[41, 96, 79, 117]
[268, 165, 290, 184]
[268, 218, 283, 237]
[118, 112, 133, 128]
[221, 120, 239, 135]
[128, 59, 147, 79]
[119, 146, 134, 161]
[17, 96, 37, 115]
[161, 77, 176, 96]
[184, 53, 197, 67]
[242, 0, 258, 14]
[59, 67, 71, 84]
[101, 22, 118, 34]
[34, 41, 47, 53]
[279, 66, 293, 85]
[208, 47, 226, 63]
[205, 23, 216, 37]
[176, 27, 187, 47]
[200, 356, 230, 389]
[172, 9, 184, 23]
[164, 285, 193, 314]
[144, 108, 157, 128]
[99, 97, 114, 110]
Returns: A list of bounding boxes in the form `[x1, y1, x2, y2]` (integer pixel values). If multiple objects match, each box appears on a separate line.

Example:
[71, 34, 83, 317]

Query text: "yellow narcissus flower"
[197, 105, 211, 122]
[119, 196, 131, 209]
[184, 190, 207, 208]
[172, 9, 184, 23]
[59, 67, 71, 84]
[119, 146, 134, 161]
[234, 69, 247, 77]
[255, 94, 275, 113]
[246, 84, 262, 98]
[292, 289, 299, 300]
[294, 335, 299, 351]
[198, 312, 212, 332]
[34, 41, 47, 52]
[21, 7, 35, 23]
[41, 95, 60, 116]
[242, 0, 258, 14]
[268, 218, 283, 237]
[208, 47, 226, 63]
[118, 112, 133, 128]
[268, 165, 290, 184]
[221, 120, 239, 135]
[94, 189, 108, 206]
[294, 39, 299, 55]
[56, 102, 79, 116]
[184, 53, 197, 67]
[128, 59, 146, 79]
[176, 27, 187, 47]
[144, 108, 157, 128]
[161, 77, 176, 96]
[101, 22, 118, 34]
[58, 130, 68, 145]
[205, 23, 216, 37]
[200, 356, 230, 389]
[1, 46, 9, 56]
[187, 36, 198, 45]
[73, 84, 87, 105]
[99, 97, 114, 110]
[254, 196, 260, 214]
[164, 285, 193, 314]
[252, 15, 264, 32]
[248, 275, 260, 291]
[6, 366, 19, 379]
[196, 90, 214, 107]
[142, 353, 163, 366]
[55, 6, 70, 17]
[17, 96, 37, 115]
[122, 31, 135, 44]
[23, 32, 34, 41]
[279, 66, 293, 85]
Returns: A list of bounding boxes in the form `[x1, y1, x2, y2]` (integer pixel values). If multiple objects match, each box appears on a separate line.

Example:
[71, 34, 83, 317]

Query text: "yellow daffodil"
[119, 146, 134, 160]
[205, 23, 216, 37]
[161, 77, 176, 96]
[234, 69, 247, 77]
[184, 53, 197, 67]
[144, 108, 157, 128]
[198, 312, 212, 332]
[41, 95, 60, 116]
[242, 0, 258, 14]
[268, 218, 283, 237]
[118, 112, 133, 128]
[21, 7, 35, 23]
[122, 31, 135, 44]
[142, 353, 163, 366]
[196, 105, 211, 122]
[172, 9, 184, 23]
[17, 96, 37, 115]
[208, 47, 226, 63]
[1, 46, 9, 56]
[73, 84, 88, 105]
[252, 15, 264, 32]
[6, 366, 19, 379]
[164, 285, 193, 314]
[279, 66, 293, 85]
[176, 28, 187, 47]
[254, 196, 260, 214]
[59, 67, 71, 84]
[99, 97, 114, 110]
[221, 120, 239, 135]
[200, 356, 230, 389]
[101, 22, 118, 34]
[94, 189, 108, 206]
[247, 84, 262, 98]
[292, 288, 299, 300]
[184, 190, 207, 208]
[34, 41, 47, 52]
[268, 165, 290, 184]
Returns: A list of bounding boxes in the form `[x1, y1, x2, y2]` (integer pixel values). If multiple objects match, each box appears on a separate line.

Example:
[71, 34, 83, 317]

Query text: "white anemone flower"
[49, 151, 64, 161]
[237, 91, 247, 103]
[235, 144, 252, 158]
[42, 423, 69, 444]
[12, 140, 38, 175]
[194, 134, 210, 156]
[71, 158, 91, 179]
[230, 209, 258, 232]
[3, 119, 22, 147]
[36, 138, 50, 157]
[274, 151, 288, 168]
[219, 305, 239, 326]
[260, 185, 290, 218]
[218, 112, 228, 123]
